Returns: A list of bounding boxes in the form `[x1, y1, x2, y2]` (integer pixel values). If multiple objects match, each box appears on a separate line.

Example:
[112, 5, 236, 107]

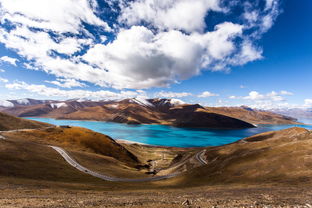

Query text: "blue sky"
[0, 0, 311, 109]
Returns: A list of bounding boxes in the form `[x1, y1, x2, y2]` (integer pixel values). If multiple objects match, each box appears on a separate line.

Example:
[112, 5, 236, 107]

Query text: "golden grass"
[0, 112, 51, 131]
[2, 126, 139, 165]
[179, 127, 312, 186]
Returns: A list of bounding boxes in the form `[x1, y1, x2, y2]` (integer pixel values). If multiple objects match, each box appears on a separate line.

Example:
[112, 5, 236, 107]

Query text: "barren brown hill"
[57, 101, 255, 128]
[4, 104, 54, 117]
[58, 102, 165, 125]
[0, 112, 51, 131]
[206, 106, 299, 124]
[181, 127, 312, 186]
[0, 98, 299, 128]
[4, 126, 139, 165]
[3, 100, 109, 117]
[168, 104, 254, 128]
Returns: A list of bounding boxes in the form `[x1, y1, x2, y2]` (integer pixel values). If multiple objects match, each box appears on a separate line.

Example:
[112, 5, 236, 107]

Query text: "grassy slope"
[3, 127, 139, 165]
[0, 138, 166, 190]
[180, 127, 312, 186]
[0, 112, 51, 131]
[0, 138, 105, 184]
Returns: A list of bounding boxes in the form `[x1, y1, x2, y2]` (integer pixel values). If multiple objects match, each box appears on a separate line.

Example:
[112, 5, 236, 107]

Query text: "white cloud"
[224, 90, 294, 109]
[244, 91, 265, 100]
[0, 69, 5, 72]
[244, 91, 284, 101]
[119, 0, 223, 32]
[82, 22, 244, 88]
[265, 0, 275, 10]
[0, 56, 18, 66]
[0, 0, 111, 33]
[280, 90, 293, 95]
[156, 91, 192, 98]
[198, 91, 219, 98]
[304, 99, 312, 107]
[0, 0, 281, 90]
[45, 78, 87, 88]
[234, 40, 263, 65]
[0, 76, 8, 83]
[5, 81, 140, 101]
[229, 95, 238, 99]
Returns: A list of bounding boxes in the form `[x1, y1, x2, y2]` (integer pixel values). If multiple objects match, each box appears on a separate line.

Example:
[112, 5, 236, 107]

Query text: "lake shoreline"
[24, 117, 312, 148]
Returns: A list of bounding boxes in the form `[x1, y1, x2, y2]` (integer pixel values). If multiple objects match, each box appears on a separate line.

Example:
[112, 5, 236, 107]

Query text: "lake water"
[27, 118, 312, 147]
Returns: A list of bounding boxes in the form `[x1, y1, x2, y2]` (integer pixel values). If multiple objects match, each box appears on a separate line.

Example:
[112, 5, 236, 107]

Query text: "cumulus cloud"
[45, 78, 87, 88]
[0, 0, 111, 33]
[0, 56, 18, 66]
[280, 90, 293, 95]
[226, 90, 294, 109]
[0, 76, 8, 83]
[0, 0, 281, 90]
[83, 22, 245, 88]
[155, 91, 192, 98]
[304, 99, 312, 107]
[119, 0, 223, 32]
[5, 81, 140, 101]
[229, 95, 238, 99]
[198, 91, 219, 98]
[244, 91, 285, 101]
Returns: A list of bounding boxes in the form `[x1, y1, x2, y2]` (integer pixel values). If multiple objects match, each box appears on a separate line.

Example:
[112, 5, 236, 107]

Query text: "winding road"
[195, 149, 208, 165]
[51, 145, 185, 182]
[50, 146, 208, 182]
[0, 131, 207, 182]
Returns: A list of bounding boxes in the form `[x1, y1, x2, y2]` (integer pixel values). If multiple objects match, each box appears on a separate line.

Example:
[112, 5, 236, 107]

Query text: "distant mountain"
[0, 98, 299, 128]
[0, 98, 256, 129]
[57, 98, 254, 128]
[271, 108, 312, 120]
[206, 106, 300, 125]
[1, 99, 110, 117]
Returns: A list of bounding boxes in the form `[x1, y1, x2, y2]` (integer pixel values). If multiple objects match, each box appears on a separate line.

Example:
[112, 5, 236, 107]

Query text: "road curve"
[1, 133, 207, 182]
[195, 150, 208, 165]
[50, 146, 181, 182]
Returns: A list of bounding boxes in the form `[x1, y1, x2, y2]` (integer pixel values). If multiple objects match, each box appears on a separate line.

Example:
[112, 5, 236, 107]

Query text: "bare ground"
[1, 182, 312, 208]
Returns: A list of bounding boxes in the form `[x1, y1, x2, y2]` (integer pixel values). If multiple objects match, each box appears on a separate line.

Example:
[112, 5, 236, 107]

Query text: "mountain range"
[0, 98, 301, 129]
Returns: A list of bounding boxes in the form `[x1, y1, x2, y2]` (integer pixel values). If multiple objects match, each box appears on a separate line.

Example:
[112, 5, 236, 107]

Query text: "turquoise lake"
[27, 118, 312, 147]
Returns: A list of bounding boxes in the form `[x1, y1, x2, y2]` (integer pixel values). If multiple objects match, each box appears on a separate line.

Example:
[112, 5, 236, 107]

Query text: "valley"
[1, 112, 312, 207]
